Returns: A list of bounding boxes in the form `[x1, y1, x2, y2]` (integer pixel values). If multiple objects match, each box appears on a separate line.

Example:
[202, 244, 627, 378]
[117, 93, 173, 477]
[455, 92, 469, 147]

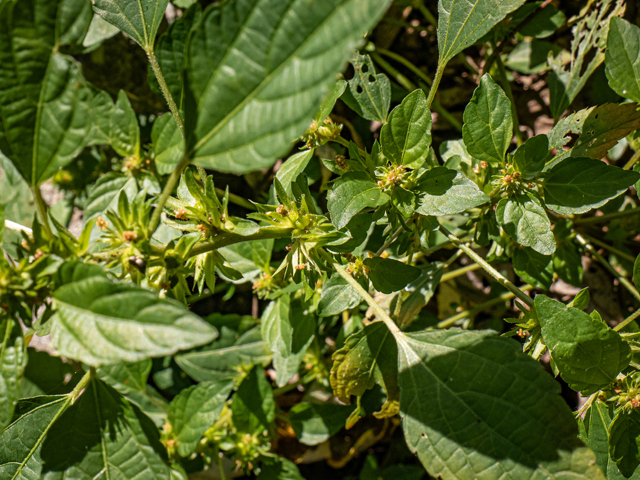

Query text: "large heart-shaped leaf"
[183, 0, 392, 173]
[397, 329, 605, 480]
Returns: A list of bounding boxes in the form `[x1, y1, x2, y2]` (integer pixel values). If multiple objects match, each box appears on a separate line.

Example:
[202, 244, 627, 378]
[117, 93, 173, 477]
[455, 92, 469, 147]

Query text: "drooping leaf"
[92, 0, 170, 51]
[543, 157, 640, 215]
[327, 172, 389, 230]
[0, 0, 93, 186]
[168, 379, 234, 456]
[0, 316, 27, 430]
[231, 366, 275, 433]
[415, 167, 489, 216]
[462, 74, 513, 166]
[330, 322, 399, 417]
[39, 378, 170, 479]
[437, 0, 526, 64]
[535, 295, 631, 394]
[610, 410, 640, 478]
[496, 193, 556, 255]
[289, 402, 353, 446]
[397, 328, 606, 480]
[380, 89, 432, 166]
[513, 248, 553, 289]
[606, 17, 640, 103]
[319, 273, 362, 317]
[51, 267, 217, 367]
[363, 257, 421, 294]
[183, 0, 393, 173]
[347, 52, 391, 124]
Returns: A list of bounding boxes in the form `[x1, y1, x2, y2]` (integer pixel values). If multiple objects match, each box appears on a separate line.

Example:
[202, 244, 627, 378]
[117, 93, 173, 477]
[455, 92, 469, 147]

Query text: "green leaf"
[83, 13, 120, 49]
[496, 193, 555, 255]
[92, 0, 169, 51]
[319, 273, 362, 317]
[0, 155, 36, 257]
[553, 242, 584, 288]
[397, 328, 606, 480]
[273, 300, 315, 387]
[610, 410, 640, 478]
[175, 327, 272, 383]
[0, 395, 71, 479]
[513, 248, 553, 289]
[111, 90, 141, 158]
[39, 378, 170, 479]
[261, 296, 292, 358]
[437, 0, 526, 64]
[543, 157, 640, 215]
[462, 74, 513, 166]
[380, 89, 432, 166]
[535, 295, 631, 394]
[606, 17, 640, 103]
[363, 257, 421, 294]
[347, 52, 391, 123]
[289, 402, 353, 446]
[231, 366, 275, 433]
[0, 317, 27, 430]
[51, 268, 217, 367]
[97, 360, 168, 427]
[634, 254, 640, 293]
[152, 114, 184, 175]
[415, 167, 489, 216]
[314, 79, 347, 124]
[505, 40, 565, 74]
[513, 134, 549, 180]
[327, 172, 390, 229]
[0, 0, 93, 186]
[275, 150, 314, 198]
[259, 457, 305, 480]
[516, 2, 565, 39]
[330, 322, 399, 417]
[184, 0, 393, 174]
[84, 172, 138, 221]
[169, 379, 234, 456]
[397, 264, 445, 328]
[548, 103, 640, 164]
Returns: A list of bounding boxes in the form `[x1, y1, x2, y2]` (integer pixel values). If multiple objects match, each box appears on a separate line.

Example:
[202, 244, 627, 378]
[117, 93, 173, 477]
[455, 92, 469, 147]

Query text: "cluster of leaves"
[3, 0, 640, 479]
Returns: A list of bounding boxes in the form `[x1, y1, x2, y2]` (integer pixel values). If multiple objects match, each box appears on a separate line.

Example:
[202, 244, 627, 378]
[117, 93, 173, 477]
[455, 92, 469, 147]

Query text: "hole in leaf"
[356, 85, 363, 94]
[361, 64, 369, 74]
[563, 132, 580, 150]
[368, 74, 375, 83]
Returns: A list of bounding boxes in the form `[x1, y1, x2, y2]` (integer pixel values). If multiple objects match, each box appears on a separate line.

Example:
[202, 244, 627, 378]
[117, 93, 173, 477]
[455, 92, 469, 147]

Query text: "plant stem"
[375, 215, 417, 256]
[188, 227, 293, 258]
[575, 233, 640, 304]
[214, 187, 256, 211]
[578, 233, 636, 263]
[4, 220, 33, 236]
[331, 136, 367, 158]
[614, 308, 640, 332]
[426, 63, 445, 110]
[573, 206, 640, 225]
[439, 263, 481, 283]
[437, 284, 534, 329]
[149, 155, 191, 233]
[623, 150, 640, 170]
[31, 185, 53, 238]
[147, 50, 185, 138]
[374, 48, 432, 86]
[440, 225, 534, 308]
[332, 261, 401, 337]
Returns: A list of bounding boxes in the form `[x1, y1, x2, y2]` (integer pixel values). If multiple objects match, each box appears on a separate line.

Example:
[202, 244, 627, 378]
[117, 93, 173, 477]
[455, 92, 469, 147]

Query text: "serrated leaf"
[437, 0, 526, 64]
[39, 378, 170, 479]
[363, 257, 421, 294]
[548, 103, 640, 165]
[347, 52, 391, 124]
[380, 89, 432, 166]
[169, 379, 234, 456]
[0, 317, 27, 430]
[496, 193, 556, 255]
[184, 0, 393, 173]
[462, 74, 513, 166]
[513, 248, 553, 289]
[543, 157, 640, 215]
[92, 0, 169, 51]
[231, 366, 275, 433]
[535, 295, 631, 394]
[327, 172, 389, 230]
[415, 167, 489, 216]
[289, 402, 353, 446]
[606, 17, 640, 103]
[0, 0, 93, 186]
[175, 327, 272, 383]
[397, 328, 606, 480]
[330, 322, 399, 417]
[51, 268, 217, 367]
[319, 273, 362, 317]
[610, 410, 640, 478]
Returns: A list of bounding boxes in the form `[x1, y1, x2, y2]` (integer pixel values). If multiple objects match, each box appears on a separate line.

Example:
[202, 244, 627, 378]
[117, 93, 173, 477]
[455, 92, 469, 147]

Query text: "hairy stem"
[188, 227, 293, 258]
[31, 185, 53, 238]
[440, 225, 534, 308]
[149, 155, 192, 233]
[147, 50, 185, 138]
[426, 62, 445, 110]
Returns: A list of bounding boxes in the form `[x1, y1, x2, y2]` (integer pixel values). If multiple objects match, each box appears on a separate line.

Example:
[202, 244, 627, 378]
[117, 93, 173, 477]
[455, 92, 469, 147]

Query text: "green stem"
[331, 136, 366, 158]
[147, 50, 185, 138]
[573, 206, 640, 225]
[188, 227, 292, 258]
[440, 225, 534, 308]
[437, 284, 534, 329]
[332, 261, 401, 337]
[578, 233, 636, 263]
[493, 43, 523, 146]
[214, 187, 256, 211]
[31, 185, 53, 238]
[149, 155, 191, 234]
[623, 150, 640, 171]
[575, 233, 640, 304]
[71, 368, 93, 401]
[426, 63, 445, 110]
[614, 308, 640, 332]
[439, 263, 481, 283]
[375, 215, 417, 256]
[375, 47, 432, 86]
